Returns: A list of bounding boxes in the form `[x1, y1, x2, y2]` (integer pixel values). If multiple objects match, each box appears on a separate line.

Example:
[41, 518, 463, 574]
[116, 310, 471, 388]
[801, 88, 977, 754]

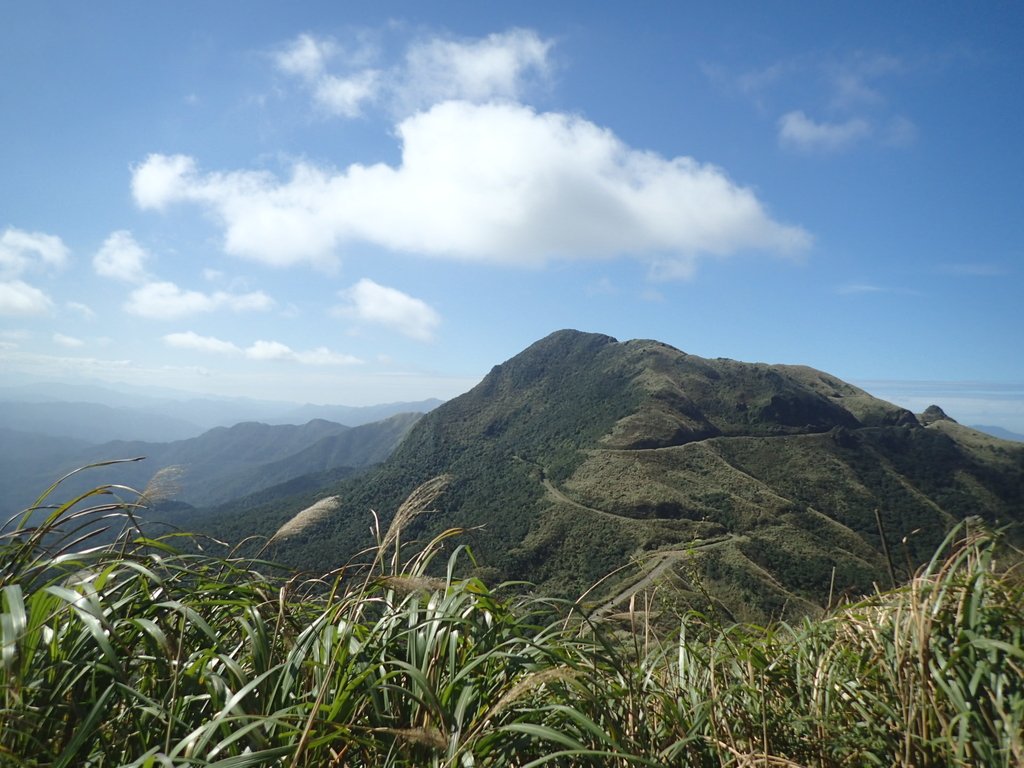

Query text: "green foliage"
[3, 469, 1022, 767]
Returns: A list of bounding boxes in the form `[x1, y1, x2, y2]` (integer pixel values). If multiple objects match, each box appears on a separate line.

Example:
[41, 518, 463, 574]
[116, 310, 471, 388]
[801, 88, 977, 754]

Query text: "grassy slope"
[2, 477, 1022, 767]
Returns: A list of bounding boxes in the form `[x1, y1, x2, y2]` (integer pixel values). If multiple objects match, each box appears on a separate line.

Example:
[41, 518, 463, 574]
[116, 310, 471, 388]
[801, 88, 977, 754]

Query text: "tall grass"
[1, 465, 1021, 766]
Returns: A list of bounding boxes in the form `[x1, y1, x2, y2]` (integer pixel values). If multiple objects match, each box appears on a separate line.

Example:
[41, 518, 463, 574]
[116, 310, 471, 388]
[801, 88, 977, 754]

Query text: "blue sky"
[1, 2, 1022, 430]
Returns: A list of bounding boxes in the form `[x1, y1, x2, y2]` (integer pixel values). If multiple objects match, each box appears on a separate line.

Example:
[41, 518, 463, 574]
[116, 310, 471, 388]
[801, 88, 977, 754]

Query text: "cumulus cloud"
[131, 154, 198, 210]
[778, 111, 872, 152]
[132, 101, 810, 274]
[336, 278, 440, 341]
[0, 280, 53, 315]
[163, 331, 361, 365]
[0, 229, 67, 314]
[125, 281, 274, 319]
[0, 227, 69, 277]
[93, 230, 151, 283]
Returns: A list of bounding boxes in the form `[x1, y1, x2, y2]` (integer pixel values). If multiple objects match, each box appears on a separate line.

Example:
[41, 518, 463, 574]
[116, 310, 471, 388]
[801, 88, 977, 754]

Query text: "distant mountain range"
[971, 424, 1024, 442]
[0, 413, 424, 518]
[176, 330, 1024, 623]
[0, 381, 443, 442]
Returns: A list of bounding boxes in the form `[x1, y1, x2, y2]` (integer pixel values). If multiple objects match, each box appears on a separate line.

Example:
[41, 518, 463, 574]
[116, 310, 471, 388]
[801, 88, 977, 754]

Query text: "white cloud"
[132, 101, 810, 275]
[736, 62, 788, 97]
[132, 157, 342, 269]
[163, 331, 362, 365]
[245, 339, 293, 361]
[0, 227, 69, 277]
[838, 282, 918, 297]
[53, 333, 85, 348]
[131, 154, 198, 210]
[274, 33, 380, 117]
[274, 33, 337, 80]
[337, 278, 440, 341]
[702, 60, 792, 107]
[224, 290, 275, 312]
[289, 346, 363, 365]
[245, 339, 361, 365]
[274, 29, 550, 119]
[709, 53, 912, 152]
[829, 53, 902, 110]
[66, 301, 96, 319]
[93, 230, 151, 283]
[125, 282, 212, 319]
[0, 230, 66, 318]
[0, 280, 52, 315]
[124, 281, 274, 319]
[246, 342, 360, 366]
[163, 330, 241, 354]
[396, 28, 551, 111]
[837, 283, 887, 295]
[313, 70, 381, 117]
[0, 349, 134, 381]
[832, 73, 881, 110]
[778, 110, 872, 152]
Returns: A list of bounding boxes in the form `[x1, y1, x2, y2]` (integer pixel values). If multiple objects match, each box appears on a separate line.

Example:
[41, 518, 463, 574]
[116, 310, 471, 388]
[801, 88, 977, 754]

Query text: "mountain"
[0, 381, 444, 441]
[167, 331, 1024, 623]
[271, 399, 446, 427]
[4, 413, 422, 517]
[971, 424, 1024, 443]
[0, 400, 204, 443]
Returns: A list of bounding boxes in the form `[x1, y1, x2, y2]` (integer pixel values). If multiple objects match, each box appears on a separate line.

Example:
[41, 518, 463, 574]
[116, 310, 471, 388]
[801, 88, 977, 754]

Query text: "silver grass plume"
[270, 496, 342, 542]
[381, 474, 452, 553]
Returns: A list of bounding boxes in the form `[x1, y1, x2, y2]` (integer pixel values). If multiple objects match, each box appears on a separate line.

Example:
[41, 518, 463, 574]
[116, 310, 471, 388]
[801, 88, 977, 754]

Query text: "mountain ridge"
[0, 381, 444, 442]
[169, 330, 1024, 622]
[2, 413, 423, 517]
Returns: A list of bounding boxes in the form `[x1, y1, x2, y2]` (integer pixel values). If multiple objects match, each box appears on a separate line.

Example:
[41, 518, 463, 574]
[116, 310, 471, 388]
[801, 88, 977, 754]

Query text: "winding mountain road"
[588, 535, 733, 621]
[516, 455, 737, 621]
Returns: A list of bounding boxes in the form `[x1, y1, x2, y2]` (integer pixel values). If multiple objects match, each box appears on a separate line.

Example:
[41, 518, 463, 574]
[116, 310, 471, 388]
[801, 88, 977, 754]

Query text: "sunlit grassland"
[1, 464, 1022, 766]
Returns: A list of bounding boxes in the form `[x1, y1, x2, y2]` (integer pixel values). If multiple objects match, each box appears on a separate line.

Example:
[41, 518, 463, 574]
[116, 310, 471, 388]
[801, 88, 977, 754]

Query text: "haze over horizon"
[2, 3, 1022, 431]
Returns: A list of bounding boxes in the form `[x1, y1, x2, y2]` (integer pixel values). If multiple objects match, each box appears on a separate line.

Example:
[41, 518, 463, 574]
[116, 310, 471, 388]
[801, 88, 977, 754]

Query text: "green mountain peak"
[202, 331, 1023, 623]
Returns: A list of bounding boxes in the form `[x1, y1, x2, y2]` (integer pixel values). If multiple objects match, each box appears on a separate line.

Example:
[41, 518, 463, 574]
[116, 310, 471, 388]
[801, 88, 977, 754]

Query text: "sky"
[1, 2, 1022, 430]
